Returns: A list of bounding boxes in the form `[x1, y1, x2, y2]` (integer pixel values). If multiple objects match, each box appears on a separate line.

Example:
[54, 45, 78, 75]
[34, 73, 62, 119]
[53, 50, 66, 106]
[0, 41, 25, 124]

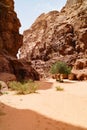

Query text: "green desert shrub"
[50, 61, 71, 81]
[50, 61, 71, 74]
[8, 80, 38, 95]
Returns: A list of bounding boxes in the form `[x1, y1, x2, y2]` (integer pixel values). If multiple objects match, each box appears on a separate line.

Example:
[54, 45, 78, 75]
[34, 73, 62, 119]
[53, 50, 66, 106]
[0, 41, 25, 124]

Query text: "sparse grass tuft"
[56, 86, 64, 91]
[8, 80, 38, 95]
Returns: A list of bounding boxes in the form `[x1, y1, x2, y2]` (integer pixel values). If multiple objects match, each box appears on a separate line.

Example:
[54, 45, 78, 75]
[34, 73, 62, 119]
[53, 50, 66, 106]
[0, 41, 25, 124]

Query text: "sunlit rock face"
[0, 0, 39, 81]
[65, 0, 86, 7]
[20, 0, 87, 78]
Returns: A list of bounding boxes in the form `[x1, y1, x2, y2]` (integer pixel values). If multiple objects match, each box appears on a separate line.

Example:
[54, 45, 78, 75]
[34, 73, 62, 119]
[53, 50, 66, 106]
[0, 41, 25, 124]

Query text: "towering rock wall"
[0, 0, 22, 56]
[20, 0, 87, 79]
[0, 0, 39, 81]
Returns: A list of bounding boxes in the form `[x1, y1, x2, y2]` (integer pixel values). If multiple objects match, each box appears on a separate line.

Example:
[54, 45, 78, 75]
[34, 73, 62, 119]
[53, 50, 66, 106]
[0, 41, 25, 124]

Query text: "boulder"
[0, 73, 16, 82]
[0, 53, 39, 81]
[68, 73, 76, 80]
[72, 59, 87, 80]
[0, 81, 8, 94]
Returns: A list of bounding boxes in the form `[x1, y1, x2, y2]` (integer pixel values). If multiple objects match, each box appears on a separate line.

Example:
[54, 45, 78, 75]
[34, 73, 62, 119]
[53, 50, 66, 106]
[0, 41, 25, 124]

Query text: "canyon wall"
[0, 0, 39, 81]
[20, 0, 87, 79]
[0, 0, 22, 56]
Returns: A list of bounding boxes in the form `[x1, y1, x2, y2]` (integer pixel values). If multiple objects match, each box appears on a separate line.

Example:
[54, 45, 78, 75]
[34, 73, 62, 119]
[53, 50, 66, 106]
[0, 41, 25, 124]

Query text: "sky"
[14, 0, 67, 34]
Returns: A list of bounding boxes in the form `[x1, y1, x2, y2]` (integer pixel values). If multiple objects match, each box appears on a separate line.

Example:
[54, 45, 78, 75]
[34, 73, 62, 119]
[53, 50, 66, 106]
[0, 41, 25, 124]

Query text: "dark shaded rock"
[9, 58, 40, 81]
[68, 73, 76, 80]
[0, 0, 40, 82]
[0, 52, 39, 81]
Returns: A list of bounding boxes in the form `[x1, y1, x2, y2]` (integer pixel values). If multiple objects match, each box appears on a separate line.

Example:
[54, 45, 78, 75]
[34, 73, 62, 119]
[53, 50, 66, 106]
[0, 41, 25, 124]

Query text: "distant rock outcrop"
[0, 0, 39, 82]
[20, 0, 87, 79]
[72, 59, 87, 80]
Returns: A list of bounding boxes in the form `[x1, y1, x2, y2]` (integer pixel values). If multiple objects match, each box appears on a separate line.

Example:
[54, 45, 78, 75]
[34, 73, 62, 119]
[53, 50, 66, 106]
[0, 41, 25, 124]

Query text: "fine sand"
[0, 79, 87, 130]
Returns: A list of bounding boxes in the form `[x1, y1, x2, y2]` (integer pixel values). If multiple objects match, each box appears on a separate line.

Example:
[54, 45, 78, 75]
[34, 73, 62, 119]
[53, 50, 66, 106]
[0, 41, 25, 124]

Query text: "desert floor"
[0, 79, 87, 130]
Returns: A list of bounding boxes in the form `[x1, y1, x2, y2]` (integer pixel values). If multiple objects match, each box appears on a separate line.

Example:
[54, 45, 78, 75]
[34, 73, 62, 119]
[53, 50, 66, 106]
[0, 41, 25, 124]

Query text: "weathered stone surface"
[73, 59, 87, 70]
[0, 52, 39, 81]
[68, 73, 76, 80]
[0, 0, 22, 56]
[65, 0, 84, 8]
[0, 0, 40, 81]
[19, 0, 87, 79]
[71, 59, 87, 80]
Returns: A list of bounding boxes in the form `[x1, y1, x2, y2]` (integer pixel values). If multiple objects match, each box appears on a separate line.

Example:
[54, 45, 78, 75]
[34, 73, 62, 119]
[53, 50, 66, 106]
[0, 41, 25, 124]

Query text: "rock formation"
[0, 0, 39, 82]
[19, 0, 87, 79]
[71, 58, 87, 80]
[0, 0, 22, 56]
[0, 81, 8, 94]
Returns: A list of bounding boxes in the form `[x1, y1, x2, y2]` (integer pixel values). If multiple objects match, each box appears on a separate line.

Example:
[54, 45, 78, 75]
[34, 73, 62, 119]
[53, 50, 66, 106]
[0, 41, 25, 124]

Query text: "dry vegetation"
[8, 80, 38, 94]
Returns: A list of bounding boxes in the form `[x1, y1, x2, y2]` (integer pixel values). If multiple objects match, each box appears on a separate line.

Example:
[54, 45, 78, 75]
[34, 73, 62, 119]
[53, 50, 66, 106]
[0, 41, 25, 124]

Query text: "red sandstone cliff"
[20, 0, 87, 79]
[0, 0, 22, 56]
[0, 0, 39, 81]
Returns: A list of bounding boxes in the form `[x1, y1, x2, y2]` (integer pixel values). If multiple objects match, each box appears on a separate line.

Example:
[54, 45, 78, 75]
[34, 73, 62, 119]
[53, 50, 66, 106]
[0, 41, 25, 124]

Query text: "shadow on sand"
[56, 80, 77, 84]
[0, 102, 87, 130]
[36, 81, 53, 90]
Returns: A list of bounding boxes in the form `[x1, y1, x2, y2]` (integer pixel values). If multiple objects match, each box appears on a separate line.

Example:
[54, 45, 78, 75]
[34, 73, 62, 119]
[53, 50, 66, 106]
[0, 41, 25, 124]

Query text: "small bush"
[56, 86, 64, 91]
[50, 61, 71, 75]
[50, 61, 71, 82]
[8, 81, 38, 95]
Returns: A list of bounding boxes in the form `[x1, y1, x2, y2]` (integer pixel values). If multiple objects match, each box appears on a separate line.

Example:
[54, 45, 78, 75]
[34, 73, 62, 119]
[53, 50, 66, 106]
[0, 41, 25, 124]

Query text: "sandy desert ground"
[0, 79, 87, 130]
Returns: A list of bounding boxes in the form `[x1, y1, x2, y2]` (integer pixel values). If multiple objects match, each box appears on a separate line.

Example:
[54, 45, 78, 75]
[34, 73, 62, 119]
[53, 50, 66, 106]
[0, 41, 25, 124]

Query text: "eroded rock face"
[65, 0, 83, 7]
[0, 0, 22, 56]
[19, 0, 87, 79]
[71, 59, 87, 80]
[0, 0, 39, 81]
[0, 52, 39, 82]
